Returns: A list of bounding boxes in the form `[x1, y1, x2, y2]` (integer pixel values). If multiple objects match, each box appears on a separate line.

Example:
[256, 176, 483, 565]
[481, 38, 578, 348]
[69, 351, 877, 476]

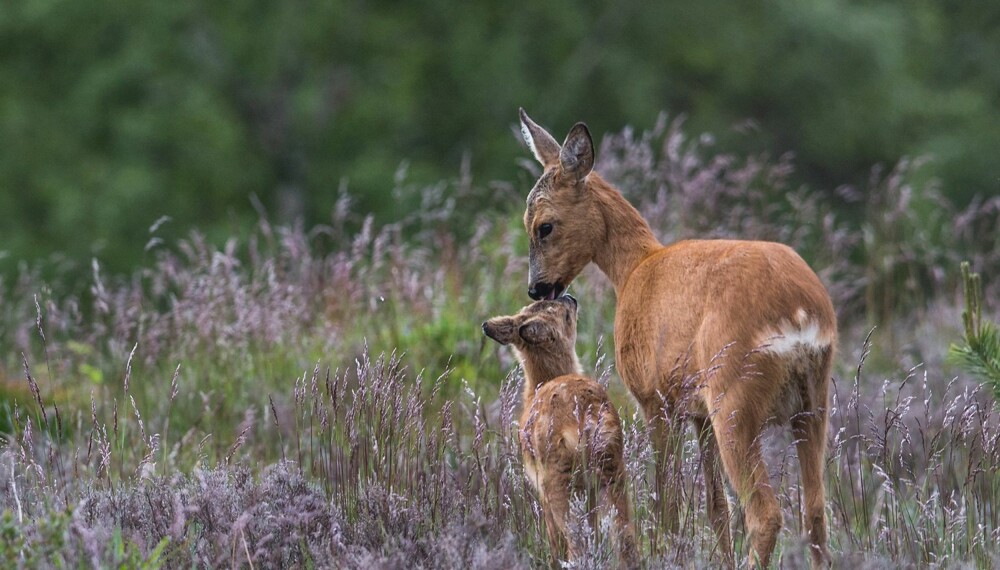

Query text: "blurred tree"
[0, 0, 997, 273]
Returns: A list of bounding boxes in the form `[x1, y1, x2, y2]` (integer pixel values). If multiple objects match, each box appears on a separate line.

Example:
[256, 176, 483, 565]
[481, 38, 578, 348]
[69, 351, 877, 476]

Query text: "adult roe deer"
[483, 295, 638, 569]
[517, 109, 837, 568]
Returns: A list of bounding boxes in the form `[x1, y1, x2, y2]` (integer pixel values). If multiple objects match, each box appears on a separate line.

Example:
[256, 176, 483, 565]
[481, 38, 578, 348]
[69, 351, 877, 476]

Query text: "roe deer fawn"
[483, 295, 638, 569]
[516, 109, 837, 568]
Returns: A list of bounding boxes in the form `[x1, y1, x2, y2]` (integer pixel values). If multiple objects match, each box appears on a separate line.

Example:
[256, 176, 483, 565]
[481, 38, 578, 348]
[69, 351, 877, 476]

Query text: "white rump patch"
[758, 309, 831, 354]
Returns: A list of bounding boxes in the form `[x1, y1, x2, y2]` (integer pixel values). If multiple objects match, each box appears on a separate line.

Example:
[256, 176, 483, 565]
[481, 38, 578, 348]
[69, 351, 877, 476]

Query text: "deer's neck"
[589, 175, 662, 295]
[519, 351, 581, 403]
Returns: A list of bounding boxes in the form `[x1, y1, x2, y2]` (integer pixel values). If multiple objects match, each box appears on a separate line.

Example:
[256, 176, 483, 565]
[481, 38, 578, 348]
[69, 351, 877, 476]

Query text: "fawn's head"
[519, 108, 604, 300]
[482, 295, 580, 377]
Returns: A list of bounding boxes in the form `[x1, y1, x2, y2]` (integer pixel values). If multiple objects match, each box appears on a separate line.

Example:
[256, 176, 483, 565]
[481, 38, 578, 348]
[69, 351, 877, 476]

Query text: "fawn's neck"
[519, 350, 581, 403]
[588, 174, 662, 295]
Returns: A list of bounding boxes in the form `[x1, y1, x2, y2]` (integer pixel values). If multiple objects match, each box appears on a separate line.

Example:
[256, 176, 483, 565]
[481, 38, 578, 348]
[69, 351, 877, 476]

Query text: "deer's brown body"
[518, 109, 837, 568]
[483, 297, 637, 568]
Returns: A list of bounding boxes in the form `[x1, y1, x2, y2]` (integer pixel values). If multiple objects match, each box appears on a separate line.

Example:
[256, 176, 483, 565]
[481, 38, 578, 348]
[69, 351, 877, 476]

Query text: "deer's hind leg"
[792, 347, 833, 568]
[692, 415, 735, 568]
[708, 373, 783, 568]
[643, 400, 686, 535]
[793, 407, 830, 568]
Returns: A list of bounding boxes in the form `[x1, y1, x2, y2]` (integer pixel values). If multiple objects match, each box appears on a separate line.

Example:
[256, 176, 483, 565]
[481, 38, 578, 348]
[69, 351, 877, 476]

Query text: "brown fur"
[517, 109, 838, 568]
[483, 296, 638, 569]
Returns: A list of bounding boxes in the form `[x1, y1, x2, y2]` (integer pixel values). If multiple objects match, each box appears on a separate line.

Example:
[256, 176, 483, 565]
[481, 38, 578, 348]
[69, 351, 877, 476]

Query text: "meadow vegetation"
[2, 118, 1000, 568]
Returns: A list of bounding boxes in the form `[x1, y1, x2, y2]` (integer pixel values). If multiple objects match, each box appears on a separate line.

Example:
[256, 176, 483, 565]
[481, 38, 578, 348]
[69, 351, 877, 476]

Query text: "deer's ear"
[518, 318, 555, 345]
[559, 123, 594, 181]
[519, 108, 560, 167]
[483, 316, 518, 345]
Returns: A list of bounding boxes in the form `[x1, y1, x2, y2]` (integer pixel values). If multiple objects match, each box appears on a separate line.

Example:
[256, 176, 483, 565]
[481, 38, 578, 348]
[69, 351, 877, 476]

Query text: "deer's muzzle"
[528, 281, 564, 301]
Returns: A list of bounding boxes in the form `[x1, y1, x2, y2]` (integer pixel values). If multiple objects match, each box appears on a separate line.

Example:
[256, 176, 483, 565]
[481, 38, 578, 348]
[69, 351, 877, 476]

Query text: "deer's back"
[614, 239, 836, 414]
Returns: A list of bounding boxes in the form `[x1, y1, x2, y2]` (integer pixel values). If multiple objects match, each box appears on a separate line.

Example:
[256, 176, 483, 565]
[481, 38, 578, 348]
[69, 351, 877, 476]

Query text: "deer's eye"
[537, 223, 553, 240]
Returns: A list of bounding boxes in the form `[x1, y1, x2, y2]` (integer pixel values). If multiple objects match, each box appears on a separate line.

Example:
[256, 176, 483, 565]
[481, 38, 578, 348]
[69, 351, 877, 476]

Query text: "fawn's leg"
[541, 503, 565, 569]
[542, 467, 579, 563]
[600, 473, 639, 570]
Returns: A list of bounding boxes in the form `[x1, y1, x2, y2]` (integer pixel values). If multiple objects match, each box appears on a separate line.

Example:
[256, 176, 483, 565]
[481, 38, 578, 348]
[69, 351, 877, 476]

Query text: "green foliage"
[2, 0, 1000, 273]
[949, 262, 1000, 399]
[0, 510, 25, 568]
[0, 508, 168, 569]
[109, 527, 169, 570]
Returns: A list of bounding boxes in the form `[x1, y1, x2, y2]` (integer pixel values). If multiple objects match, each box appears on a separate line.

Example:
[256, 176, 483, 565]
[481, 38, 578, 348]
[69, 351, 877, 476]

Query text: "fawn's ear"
[519, 108, 560, 167]
[483, 316, 518, 345]
[559, 123, 594, 181]
[518, 318, 555, 345]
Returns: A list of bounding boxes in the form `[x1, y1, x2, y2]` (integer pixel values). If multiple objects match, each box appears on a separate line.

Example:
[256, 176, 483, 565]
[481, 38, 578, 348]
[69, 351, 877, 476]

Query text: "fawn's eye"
[537, 223, 553, 240]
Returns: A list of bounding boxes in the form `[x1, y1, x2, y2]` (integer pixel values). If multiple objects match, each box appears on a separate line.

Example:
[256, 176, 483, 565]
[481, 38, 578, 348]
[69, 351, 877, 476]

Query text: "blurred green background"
[2, 0, 998, 275]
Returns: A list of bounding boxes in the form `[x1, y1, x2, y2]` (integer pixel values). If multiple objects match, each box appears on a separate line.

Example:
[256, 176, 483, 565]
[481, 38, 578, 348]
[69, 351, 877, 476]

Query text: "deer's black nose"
[528, 282, 553, 300]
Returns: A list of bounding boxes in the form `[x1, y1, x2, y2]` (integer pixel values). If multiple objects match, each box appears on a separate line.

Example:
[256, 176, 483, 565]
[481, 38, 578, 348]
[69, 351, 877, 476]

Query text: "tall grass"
[1, 116, 999, 567]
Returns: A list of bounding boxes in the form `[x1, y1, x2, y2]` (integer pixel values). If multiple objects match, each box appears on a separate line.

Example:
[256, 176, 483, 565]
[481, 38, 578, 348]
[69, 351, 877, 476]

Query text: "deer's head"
[519, 109, 605, 300]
